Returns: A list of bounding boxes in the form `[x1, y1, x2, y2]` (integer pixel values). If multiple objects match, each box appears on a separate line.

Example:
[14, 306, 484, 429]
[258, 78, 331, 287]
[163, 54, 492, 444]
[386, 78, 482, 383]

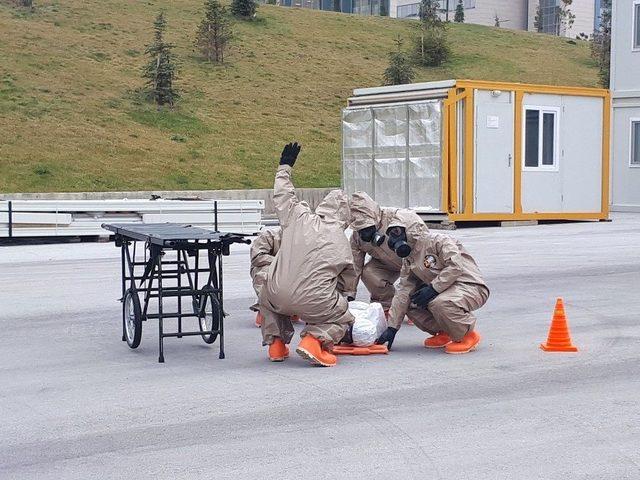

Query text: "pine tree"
[384, 37, 415, 85]
[454, 0, 464, 23]
[195, 0, 233, 63]
[231, 0, 258, 19]
[143, 12, 178, 107]
[414, 27, 450, 67]
[534, 2, 543, 32]
[419, 0, 441, 28]
[415, 0, 449, 67]
[557, 0, 575, 35]
[590, 0, 611, 87]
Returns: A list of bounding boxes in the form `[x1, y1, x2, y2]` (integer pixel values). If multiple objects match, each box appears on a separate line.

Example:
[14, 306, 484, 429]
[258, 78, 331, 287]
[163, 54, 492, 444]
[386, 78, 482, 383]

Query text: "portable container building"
[342, 79, 610, 222]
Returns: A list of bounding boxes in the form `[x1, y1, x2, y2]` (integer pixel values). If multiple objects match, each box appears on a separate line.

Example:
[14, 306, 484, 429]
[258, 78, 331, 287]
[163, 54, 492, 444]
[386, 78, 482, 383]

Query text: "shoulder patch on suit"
[424, 255, 437, 269]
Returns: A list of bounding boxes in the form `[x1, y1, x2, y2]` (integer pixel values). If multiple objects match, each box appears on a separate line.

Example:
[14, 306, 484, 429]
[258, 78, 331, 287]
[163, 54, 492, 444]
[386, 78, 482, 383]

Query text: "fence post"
[8, 200, 13, 239]
[214, 201, 218, 232]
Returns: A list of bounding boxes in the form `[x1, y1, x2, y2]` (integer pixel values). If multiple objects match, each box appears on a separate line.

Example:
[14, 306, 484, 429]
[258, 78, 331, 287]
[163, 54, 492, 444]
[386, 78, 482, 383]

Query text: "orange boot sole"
[268, 339, 290, 362]
[296, 336, 337, 367]
[445, 331, 481, 354]
[424, 332, 452, 349]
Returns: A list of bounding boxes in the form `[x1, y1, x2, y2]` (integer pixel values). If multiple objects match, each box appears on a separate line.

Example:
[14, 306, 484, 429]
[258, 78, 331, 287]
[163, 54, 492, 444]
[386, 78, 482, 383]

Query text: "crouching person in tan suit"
[376, 210, 490, 354]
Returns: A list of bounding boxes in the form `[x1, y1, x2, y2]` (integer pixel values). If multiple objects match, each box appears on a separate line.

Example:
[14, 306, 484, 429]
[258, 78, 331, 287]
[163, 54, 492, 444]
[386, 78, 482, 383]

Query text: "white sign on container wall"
[487, 115, 500, 129]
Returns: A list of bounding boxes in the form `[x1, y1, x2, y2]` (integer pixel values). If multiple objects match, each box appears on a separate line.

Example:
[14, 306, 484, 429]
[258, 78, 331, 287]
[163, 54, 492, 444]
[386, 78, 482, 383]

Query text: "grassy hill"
[0, 0, 600, 193]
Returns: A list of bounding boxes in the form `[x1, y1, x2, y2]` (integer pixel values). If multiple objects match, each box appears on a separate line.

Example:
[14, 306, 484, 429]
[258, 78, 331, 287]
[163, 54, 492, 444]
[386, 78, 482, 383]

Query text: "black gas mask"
[386, 226, 412, 258]
[358, 225, 385, 247]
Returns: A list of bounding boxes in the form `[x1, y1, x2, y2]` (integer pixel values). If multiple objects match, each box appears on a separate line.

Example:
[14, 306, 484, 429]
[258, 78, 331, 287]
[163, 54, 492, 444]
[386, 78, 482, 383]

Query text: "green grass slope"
[0, 0, 600, 192]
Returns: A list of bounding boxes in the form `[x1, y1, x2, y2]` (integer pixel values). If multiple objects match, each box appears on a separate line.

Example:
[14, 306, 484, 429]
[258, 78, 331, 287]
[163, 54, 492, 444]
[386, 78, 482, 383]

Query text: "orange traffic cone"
[540, 298, 578, 352]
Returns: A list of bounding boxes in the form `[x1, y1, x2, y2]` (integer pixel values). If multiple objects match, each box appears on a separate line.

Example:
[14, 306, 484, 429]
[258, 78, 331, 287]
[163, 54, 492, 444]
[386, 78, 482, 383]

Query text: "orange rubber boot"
[424, 332, 452, 348]
[296, 335, 337, 367]
[255, 312, 264, 328]
[445, 330, 481, 354]
[268, 338, 289, 362]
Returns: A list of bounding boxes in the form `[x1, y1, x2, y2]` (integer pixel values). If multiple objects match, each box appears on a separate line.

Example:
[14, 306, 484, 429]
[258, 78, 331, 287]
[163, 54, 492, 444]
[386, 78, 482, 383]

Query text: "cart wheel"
[196, 292, 221, 344]
[123, 289, 142, 349]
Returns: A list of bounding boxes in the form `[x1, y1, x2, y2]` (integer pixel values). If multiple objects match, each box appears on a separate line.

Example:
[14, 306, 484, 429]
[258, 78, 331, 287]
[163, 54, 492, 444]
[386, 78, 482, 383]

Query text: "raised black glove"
[376, 326, 398, 350]
[279, 142, 301, 167]
[411, 284, 439, 309]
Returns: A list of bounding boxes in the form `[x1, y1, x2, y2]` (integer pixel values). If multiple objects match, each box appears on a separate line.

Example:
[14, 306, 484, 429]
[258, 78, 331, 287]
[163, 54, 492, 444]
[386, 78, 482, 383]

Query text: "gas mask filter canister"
[387, 226, 412, 258]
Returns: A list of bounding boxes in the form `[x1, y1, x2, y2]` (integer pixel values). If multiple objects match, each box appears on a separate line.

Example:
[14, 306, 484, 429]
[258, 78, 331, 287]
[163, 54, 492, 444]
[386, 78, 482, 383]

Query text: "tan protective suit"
[259, 165, 357, 348]
[387, 210, 490, 341]
[348, 192, 403, 310]
[249, 228, 282, 312]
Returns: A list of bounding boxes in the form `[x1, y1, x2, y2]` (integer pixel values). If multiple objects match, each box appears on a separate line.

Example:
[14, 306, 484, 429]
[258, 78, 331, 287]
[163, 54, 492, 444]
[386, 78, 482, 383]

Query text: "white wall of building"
[390, 0, 596, 38]
[526, 0, 596, 36]
[459, 0, 528, 29]
[611, 0, 640, 210]
[611, 0, 640, 94]
[390, 0, 529, 27]
[565, 0, 596, 37]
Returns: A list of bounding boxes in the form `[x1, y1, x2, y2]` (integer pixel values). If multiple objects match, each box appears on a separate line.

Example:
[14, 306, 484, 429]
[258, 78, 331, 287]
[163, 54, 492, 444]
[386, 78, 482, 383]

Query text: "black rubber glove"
[279, 142, 301, 167]
[411, 284, 439, 309]
[376, 326, 398, 350]
[346, 296, 355, 302]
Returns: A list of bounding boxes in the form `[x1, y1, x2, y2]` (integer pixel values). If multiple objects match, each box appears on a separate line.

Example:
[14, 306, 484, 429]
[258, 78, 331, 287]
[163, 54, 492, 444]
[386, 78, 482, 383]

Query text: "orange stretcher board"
[333, 344, 389, 355]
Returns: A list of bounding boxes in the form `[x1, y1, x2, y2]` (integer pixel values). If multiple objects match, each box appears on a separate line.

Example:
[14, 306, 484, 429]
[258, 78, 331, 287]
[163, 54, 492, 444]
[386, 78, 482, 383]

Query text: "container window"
[542, 113, 555, 165]
[632, 120, 640, 166]
[524, 110, 540, 167]
[523, 106, 559, 170]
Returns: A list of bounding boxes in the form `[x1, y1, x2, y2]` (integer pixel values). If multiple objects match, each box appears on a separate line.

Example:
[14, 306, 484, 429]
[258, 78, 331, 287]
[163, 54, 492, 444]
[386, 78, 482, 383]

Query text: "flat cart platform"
[102, 223, 250, 363]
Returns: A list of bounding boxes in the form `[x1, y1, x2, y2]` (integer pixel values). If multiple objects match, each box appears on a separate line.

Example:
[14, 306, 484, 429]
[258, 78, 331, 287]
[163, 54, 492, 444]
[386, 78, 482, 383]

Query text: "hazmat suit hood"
[387, 209, 429, 249]
[349, 192, 383, 231]
[315, 189, 351, 229]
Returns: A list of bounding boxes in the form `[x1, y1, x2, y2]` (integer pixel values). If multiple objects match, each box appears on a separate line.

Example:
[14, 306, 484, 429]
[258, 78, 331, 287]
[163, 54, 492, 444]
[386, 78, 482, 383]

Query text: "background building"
[393, 0, 529, 29]
[393, 0, 596, 38]
[276, 0, 598, 38]
[610, 0, 640, 211]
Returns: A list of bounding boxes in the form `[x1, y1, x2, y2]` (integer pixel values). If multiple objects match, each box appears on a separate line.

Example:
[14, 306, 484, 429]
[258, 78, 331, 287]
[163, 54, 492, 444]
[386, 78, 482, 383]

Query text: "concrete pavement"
[1, 214, 639, 479]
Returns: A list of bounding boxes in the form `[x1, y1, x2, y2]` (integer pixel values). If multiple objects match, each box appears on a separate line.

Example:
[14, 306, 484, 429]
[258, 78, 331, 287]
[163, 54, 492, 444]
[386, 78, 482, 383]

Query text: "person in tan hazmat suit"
[249, 228, 301, 328]
[258, 142, 357, 366]
[347, 192, 403, 313]
[376, 210, 489, 354]
[249, 228, 281, 327]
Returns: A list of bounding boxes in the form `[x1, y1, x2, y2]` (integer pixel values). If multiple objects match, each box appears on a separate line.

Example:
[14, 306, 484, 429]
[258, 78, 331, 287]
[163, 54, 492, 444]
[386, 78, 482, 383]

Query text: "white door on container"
[474, 103, 514, 213]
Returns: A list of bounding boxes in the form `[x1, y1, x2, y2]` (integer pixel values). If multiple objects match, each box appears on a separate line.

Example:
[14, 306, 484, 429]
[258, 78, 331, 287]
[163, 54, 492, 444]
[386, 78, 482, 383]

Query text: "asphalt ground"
[1, 214, 639, 479]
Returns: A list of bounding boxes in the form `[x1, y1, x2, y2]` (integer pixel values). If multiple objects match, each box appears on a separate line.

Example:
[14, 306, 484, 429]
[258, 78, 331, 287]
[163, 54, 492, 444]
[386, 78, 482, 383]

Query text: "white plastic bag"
[348, 301, 387, 347]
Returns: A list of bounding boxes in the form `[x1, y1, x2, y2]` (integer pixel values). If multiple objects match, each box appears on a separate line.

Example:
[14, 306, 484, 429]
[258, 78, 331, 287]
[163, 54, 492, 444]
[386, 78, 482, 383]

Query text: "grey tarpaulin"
[342, 100, 442, 211]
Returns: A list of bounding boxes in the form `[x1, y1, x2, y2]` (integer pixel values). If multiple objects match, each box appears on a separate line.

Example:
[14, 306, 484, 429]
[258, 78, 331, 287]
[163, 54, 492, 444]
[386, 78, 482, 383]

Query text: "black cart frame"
[102, 223, 249, 363]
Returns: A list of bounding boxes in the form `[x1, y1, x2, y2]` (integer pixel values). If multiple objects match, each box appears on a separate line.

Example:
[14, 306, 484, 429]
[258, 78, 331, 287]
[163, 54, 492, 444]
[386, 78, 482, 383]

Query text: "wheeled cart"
[102, 223, 250, 363]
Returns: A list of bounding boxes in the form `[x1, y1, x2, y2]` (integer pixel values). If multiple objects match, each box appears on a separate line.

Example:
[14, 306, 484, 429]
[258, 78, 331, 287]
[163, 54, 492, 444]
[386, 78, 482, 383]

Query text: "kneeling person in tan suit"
[259, 142, 357, 367]
[376, 210, 489, 354]
[347, 192, 403, 312]
[249, 228, 302, 328]
[249, 228, 281, 327]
